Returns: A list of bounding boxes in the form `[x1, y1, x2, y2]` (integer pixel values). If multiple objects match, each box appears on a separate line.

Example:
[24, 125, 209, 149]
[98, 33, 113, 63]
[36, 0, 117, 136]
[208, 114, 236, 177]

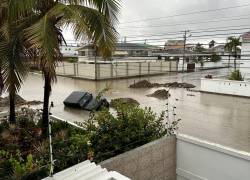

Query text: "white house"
[77, 43, 160, 62]
[241, 31, 250, 61]
[60, 45, 80, 57]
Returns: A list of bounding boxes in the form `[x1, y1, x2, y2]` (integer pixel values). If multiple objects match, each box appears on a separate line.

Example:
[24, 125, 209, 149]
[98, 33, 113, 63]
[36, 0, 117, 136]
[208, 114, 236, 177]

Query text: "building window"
[81, 51, 86, 56]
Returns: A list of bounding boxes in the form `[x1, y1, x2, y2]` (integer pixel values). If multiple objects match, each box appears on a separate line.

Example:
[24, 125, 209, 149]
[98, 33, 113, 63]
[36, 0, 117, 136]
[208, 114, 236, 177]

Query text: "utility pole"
[124, 36, 127, 43]
[182, 30, 191, 73]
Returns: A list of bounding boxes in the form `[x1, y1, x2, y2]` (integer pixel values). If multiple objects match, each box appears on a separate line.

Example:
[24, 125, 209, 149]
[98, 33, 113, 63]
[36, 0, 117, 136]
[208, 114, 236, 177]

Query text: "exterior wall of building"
[100, 136, 176, 180]
[176, 134, 250, 180]
[241, 41, 250, 60]
[200, 78, 250, 97]
[60, 45, 79, 57]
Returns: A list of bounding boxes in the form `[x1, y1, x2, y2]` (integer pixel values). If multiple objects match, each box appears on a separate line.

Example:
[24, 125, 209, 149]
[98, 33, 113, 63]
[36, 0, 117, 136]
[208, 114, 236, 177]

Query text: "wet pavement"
[12, 66, 250, 153]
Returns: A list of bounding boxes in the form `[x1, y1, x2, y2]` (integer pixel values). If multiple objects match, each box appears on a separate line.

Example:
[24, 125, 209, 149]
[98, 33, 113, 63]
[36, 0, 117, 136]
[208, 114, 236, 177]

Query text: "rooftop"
[42, 160, 130, 180]
[77, 43, 161, 51]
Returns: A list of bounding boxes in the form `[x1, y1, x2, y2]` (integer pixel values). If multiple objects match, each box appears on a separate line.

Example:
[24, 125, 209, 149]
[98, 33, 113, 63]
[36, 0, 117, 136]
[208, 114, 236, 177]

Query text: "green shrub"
[229, 70, 244, 81]
[0, 150, 46, 180]
[0, 109, 89, 179]
[0, 103, 180, 178]
[210, 53, 221, 62]
[84, 103, 170, 162]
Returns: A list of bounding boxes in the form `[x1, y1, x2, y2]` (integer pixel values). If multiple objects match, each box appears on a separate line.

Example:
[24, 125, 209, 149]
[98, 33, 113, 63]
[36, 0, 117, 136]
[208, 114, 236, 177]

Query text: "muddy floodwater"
[13, 67, 250, 153]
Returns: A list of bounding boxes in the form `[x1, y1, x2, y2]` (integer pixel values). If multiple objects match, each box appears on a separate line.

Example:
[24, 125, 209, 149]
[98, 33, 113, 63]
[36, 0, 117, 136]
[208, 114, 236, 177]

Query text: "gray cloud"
[117, 0, 250, 45]
[63, 0, 250, 46]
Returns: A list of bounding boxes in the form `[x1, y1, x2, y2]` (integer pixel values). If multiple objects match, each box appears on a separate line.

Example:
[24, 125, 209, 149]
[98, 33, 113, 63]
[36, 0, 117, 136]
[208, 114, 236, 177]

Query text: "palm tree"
[225, 36, 241, 71]
[23, 0, 120, 130]
[224, 42, 232, 68]
[0, 0, 29, 123]
[209, 40, 216, 49]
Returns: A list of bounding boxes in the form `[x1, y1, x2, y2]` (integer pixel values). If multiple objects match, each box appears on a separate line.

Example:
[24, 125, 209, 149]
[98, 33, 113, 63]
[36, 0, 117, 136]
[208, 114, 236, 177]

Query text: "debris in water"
[147, 89, 170, 99]
[110, 98, 140, 107]
[129, 80, 195, 89]
[0, 95, 42, 108]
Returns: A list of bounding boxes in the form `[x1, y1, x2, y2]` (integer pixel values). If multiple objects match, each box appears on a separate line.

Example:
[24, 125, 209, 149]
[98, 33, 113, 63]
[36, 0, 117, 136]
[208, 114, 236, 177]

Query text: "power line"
[119, 16, 250, 29]
[126, 32, 245, 43]
[119, 24, 250, 38]
[120, 3, 250, 24]
[124, 26, 250, 39]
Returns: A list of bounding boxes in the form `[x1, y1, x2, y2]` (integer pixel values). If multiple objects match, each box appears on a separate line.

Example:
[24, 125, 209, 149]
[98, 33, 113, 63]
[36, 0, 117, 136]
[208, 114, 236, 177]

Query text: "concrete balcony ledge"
[200, 78, 250, 97]
[177, 134, 250, 161]
[177, 134, 250, 180]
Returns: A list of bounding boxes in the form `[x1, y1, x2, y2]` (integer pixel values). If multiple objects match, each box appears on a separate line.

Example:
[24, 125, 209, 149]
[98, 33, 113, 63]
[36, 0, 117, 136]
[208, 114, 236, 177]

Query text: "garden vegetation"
[0, 102, 179, 179]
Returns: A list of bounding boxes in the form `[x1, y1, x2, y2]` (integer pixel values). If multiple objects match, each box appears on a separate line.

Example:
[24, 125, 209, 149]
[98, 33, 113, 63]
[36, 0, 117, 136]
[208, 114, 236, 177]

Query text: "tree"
[209, 40, 216, 49]
[0, 1, 30, 123]
[210, 53, 221, 62]
[23, 0, 120, 131]
[195, 43, 205, 53]
[195, 43, 205, 63]
[225, 36, 241, 71]
[224, 42, 232, 68]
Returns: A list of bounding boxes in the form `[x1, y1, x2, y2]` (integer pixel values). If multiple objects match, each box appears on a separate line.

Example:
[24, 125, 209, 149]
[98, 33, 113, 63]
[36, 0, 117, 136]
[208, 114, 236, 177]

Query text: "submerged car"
[63, 91, 109, 111]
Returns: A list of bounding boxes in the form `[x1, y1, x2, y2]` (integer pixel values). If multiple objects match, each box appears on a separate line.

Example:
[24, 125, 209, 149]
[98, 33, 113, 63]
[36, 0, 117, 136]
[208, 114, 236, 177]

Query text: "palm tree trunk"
[0, 66, 3, 95]
[234, 57, 236, 71]
[228, 55, 231, 68]
[234, 46, 237, 71]
[42, 73, 51, 132]
[9, 92, 16, 123]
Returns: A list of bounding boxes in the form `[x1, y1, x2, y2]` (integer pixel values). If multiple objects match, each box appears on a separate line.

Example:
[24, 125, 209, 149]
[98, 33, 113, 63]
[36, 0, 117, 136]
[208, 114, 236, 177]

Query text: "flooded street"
[16, 66, 250, 153]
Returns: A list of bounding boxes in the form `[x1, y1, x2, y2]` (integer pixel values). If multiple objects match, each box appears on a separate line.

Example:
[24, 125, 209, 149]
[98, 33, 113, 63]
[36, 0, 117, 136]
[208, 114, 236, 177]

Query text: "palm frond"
[24, 13, 62, 81]
[61, 5, 118, 57]
[60, 0, 120, 24]
[7, 0, 38, 21]
[0, 36, 28, 94]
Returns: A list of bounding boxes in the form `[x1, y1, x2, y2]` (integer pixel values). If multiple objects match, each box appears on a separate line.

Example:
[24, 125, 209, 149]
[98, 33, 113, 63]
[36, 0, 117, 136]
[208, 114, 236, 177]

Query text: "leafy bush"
[84, 103, 174, 162]
[0, 103, 180, 178]
[229, 70, 244, 81]
[0, 108, 89, 179]
[0, 150, 45, 180]
[210, 53, 221, 62]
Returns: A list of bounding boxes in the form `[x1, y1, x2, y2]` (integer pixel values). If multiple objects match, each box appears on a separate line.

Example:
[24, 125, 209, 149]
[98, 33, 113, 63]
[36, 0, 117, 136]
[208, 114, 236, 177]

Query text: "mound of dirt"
[147, 89, 170, 99]
[110, 98, 140, 107]
[165, 82, 196, 88]
[129, 80, 196, 89]
[0, 95, 42, 108]
[129, 80, 154, 88]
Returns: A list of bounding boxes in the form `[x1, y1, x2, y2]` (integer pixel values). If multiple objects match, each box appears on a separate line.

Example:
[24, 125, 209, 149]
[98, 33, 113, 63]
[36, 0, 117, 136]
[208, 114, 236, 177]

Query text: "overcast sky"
[63, 0, 250, 46]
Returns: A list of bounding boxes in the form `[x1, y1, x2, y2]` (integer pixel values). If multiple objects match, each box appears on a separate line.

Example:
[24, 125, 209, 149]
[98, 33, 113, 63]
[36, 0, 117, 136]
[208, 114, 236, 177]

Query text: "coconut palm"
[22, 0, 120, 130]
[0, 0, 30, 123]
[224, 42, 232, 68]
[209, 40, 216, 49]
[225, 36, 241, 71]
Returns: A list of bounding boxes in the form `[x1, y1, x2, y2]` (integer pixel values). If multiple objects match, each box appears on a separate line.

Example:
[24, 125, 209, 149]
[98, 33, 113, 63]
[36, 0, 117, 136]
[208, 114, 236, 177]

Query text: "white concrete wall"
[200, 78, 250, 97]
[56, 61, 175, 80]
[176, 134, 250, 180]
[101, 136, 176, 180]
[56, 62, 96, 79]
